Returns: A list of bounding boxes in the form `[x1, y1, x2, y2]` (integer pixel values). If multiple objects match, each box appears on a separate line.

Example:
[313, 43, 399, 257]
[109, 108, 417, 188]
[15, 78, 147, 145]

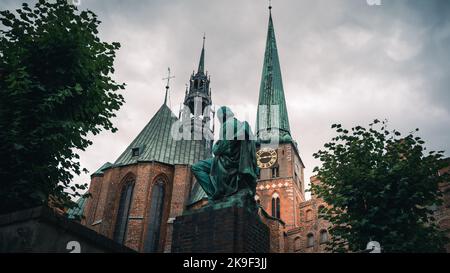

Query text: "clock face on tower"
[256, 148, 278, 169]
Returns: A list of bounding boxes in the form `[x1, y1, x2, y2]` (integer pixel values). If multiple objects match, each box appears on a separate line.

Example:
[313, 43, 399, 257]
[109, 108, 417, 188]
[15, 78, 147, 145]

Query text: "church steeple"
[178, 35, 214, 171]
[184, 36, 212, 115]
[256, 5, 292, 143]
[197, 34, 206, 74]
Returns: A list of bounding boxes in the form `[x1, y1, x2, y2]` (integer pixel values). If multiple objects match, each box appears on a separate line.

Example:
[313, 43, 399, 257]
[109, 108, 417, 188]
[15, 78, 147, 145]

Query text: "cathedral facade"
[80, 7, 331, 253]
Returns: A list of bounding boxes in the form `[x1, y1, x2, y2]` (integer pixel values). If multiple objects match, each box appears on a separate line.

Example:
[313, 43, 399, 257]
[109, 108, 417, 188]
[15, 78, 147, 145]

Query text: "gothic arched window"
[113, 180, 135, 244]
[320, 230, 328, 244]
[271, 166, 279, 178]
[271, 193, 280, 219]
[307, 233, 314, 248]
[144, 178, 166, 252]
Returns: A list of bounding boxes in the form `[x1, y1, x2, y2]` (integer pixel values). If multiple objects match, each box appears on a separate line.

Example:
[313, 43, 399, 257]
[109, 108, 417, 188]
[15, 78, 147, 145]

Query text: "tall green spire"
[197, 34, 205, 74]
[256, 6, 291, 143]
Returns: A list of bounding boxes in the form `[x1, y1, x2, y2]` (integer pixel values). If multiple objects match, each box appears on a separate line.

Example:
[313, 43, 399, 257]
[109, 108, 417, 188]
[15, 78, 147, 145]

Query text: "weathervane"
[162, 67, 175, 105]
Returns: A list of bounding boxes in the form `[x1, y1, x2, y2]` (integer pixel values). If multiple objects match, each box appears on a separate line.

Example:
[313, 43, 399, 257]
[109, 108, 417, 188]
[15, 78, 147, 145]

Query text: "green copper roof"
[256, 10, 291, 138]
[114, 104, 212, 167]
[114, 104, 178, 166]
[104, 102, 210, 205]
[67, 196, 87, 220]
[92, 162, 113, 176]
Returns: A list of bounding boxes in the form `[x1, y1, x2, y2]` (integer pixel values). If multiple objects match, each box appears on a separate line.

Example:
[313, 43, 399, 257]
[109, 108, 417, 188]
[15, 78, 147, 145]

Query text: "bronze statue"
[192, 106, 259, 210]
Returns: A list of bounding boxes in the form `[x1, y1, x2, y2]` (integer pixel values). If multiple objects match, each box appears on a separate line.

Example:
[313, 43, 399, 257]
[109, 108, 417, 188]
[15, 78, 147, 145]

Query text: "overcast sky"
[2, 0, 450, 198]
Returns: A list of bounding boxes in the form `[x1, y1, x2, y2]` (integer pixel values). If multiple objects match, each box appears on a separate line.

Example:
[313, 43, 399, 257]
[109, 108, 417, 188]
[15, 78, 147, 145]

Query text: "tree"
[311, 119, 449, 252]
[0, 0, 125, 214]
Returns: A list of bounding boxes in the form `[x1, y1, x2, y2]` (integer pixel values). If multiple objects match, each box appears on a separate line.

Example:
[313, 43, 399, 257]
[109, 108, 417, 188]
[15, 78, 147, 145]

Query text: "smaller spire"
[162, 67, 175, 105]
[197, 34, 206, 74]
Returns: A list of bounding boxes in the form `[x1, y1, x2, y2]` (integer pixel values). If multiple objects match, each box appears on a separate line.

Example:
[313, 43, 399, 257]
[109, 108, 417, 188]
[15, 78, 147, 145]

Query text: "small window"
[294, 237, 301, 251]
[320, 230, 328, 244]
[132, 147, 140, 157]
[271, 193, 280, 219]
[306, 209, 312, 221]
[271, 167, 279, 178]
[307, 233, 314, 248]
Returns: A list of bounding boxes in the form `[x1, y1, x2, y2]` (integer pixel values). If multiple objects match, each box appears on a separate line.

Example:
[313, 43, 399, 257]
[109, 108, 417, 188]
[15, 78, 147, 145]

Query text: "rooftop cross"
[162, 67, 175, 105]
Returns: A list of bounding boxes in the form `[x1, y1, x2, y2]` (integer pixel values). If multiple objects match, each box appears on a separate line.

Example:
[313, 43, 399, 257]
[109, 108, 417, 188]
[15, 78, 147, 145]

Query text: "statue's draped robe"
[192, 118, 258, 201]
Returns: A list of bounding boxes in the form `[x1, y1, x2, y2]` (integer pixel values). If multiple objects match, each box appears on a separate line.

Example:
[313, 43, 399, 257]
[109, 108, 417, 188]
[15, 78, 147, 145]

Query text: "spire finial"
[269, 0, 272, 11]
[162, 67, 175, 105]
[203, 33, 206, 48]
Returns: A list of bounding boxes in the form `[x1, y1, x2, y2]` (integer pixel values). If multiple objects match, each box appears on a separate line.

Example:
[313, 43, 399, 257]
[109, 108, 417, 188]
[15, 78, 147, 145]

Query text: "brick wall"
[296, 198, 331, 253]
[82, 162, 178, 252]
[256, 143, 305, 230]
[436, 165, 450, 252]
[279, 176, 331, 253]
[163, 165, 193, 252]
[172, 206, 270, 253]
[259, 211, 285, 253]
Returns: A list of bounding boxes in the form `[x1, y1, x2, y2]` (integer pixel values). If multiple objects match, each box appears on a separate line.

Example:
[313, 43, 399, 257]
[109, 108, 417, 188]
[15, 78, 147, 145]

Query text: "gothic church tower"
[255, 6, 306, 229]
[177, 36, 214, 164]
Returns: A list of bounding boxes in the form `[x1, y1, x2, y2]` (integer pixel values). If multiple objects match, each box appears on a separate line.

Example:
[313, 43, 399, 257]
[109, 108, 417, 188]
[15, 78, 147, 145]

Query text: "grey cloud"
[1, 0, 449, 196]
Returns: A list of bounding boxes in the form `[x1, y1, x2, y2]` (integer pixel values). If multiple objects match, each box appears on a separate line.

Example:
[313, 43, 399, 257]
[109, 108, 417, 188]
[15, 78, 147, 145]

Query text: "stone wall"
[0, 207, 134, 253]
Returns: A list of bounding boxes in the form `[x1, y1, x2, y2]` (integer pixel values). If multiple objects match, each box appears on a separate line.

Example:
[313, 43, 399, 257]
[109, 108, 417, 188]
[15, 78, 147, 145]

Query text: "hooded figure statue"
[192, 106, 259, 208]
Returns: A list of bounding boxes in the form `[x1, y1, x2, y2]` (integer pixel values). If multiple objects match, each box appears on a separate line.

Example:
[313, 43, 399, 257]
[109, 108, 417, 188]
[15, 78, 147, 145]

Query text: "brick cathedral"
[78, 6, 450, 253]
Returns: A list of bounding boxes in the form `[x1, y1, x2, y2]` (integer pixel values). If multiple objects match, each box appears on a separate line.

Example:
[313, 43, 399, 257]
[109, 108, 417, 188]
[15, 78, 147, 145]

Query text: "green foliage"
[311, 119, 449, 252]
[0, 0, 125, 213]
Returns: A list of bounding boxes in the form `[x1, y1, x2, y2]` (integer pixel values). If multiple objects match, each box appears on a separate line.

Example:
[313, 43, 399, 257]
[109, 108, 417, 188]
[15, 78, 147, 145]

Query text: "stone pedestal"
[171, 206, 270, 253]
